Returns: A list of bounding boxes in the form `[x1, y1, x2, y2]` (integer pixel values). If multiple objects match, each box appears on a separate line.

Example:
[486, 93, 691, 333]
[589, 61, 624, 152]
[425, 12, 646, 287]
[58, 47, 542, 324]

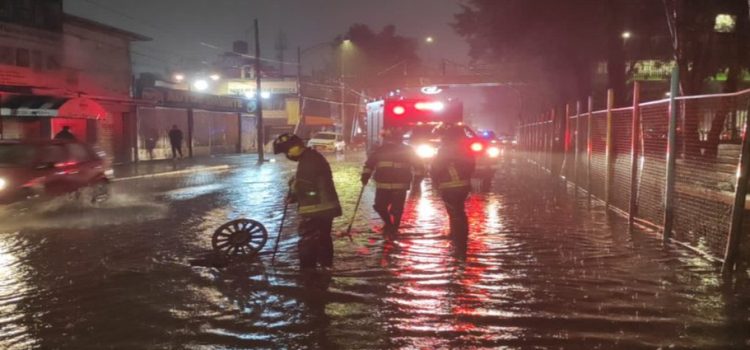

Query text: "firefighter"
[361, 128, 424, 234]
[273, 133, 342, 270]
[430, 125, 475, 246]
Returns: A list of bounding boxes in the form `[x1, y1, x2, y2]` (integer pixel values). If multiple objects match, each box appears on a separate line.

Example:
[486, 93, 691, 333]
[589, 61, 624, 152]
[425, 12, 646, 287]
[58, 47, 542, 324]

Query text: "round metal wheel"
[212, 219, 268, 257]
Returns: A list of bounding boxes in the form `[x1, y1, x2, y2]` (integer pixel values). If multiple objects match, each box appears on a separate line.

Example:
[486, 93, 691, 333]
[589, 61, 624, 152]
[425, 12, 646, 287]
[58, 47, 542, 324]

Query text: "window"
[66, 143, 92, 162]
[16, 48, 29, 67]
[17, 0, 33, 22]
[0, 46, 14, 65]
[38, 144, 66, 164]
[0, 0, 11, 20]
[0, 144, 35, 166]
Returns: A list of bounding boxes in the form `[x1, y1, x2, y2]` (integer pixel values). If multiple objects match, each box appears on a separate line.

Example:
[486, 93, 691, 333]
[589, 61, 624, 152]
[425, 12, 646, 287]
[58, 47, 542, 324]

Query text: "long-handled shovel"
[270, 201, 289, 265]
[343, 184, 366, 242]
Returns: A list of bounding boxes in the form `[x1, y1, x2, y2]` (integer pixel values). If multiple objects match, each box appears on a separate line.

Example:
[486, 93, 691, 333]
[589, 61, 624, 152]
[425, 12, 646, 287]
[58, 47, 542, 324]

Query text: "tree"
[335, 23, 420, 93]
[452, 1, 669, 111]
[663, 0, 750, 155]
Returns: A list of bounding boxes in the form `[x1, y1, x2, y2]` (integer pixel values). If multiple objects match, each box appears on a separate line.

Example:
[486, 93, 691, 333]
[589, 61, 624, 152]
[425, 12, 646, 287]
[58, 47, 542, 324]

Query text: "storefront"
[136, 87, 251, 161]
[0, 94, 107, 143]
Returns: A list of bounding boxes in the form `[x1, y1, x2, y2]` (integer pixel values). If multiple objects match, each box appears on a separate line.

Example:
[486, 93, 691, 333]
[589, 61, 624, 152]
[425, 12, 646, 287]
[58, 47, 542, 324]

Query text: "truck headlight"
[487, 146, 501, 158]
[415, 144, 437, 158]
[0, 177, 7, 191]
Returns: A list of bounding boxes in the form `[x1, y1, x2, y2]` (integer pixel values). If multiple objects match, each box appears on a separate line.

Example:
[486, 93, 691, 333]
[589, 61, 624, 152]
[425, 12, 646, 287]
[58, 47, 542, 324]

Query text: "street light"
[192, 79, 209, 91]
[209, 74, 221, 81]
[425, 36, 434, 44]
[621, 31, 632, 40]
[174, 73, 185, 82]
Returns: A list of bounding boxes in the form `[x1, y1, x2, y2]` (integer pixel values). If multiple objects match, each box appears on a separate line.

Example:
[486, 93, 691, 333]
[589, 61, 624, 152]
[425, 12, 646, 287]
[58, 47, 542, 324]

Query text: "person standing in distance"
[54, 126, 76, 140]
[168, 124, 183, 159]
[430, 125, 475, 249]
[273, 133, 342, 270]
[361, 128, 424, 235]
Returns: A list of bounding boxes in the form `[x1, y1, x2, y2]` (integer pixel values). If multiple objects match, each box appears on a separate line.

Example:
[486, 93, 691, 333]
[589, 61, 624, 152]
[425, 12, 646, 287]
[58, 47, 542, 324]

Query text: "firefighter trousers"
[440, 189, 470, 245]
[373, 189, 407, 227]
[298, 216, 334, 269]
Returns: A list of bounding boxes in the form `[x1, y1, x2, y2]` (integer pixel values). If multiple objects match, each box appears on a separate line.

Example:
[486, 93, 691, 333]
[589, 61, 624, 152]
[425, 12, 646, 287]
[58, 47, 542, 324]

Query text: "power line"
[82, 0, 297, 68]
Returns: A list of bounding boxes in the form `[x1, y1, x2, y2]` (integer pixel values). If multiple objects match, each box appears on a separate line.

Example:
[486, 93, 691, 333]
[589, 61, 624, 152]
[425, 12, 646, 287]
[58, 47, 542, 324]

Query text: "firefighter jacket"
[430, 144, 475, 191]
[363, 142, 425, 190]
[290, 148, 342, 218]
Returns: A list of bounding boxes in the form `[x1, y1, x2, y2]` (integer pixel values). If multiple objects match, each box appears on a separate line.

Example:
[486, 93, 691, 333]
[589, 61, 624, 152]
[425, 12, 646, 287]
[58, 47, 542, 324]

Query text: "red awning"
[304, 116, 334, 126]
[57, 97, 107, 119]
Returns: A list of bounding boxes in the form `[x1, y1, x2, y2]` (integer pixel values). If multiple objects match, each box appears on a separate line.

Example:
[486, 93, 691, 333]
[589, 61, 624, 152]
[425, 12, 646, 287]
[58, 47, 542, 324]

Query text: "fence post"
[629, 82, 641, 229]
[605, 89, 614, 208]
[587, 96, 593, 206]
[573, 100, 581, 198]
[723, 103, 750, 275]
[549, 109, 556, 172]
[563, 104, 571, 180]
[663, 67, 679, 242]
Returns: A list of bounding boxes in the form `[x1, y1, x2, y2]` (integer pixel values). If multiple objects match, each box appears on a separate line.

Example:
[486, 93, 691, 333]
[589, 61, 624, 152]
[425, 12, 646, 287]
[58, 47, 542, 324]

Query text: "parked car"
[307, 132, 346, 153]
[0, 139, 112, 205]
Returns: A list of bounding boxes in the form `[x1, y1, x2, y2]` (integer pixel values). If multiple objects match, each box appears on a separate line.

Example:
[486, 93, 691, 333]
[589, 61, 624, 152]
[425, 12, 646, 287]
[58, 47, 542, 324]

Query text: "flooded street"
[0, 153, 748, 349]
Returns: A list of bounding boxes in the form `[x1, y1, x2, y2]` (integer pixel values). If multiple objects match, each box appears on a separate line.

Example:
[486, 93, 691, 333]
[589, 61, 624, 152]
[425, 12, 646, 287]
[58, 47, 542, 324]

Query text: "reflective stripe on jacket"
[431, 144, 475, 191]
[363, 142, 425, 188]
[292, 148, 342, 218]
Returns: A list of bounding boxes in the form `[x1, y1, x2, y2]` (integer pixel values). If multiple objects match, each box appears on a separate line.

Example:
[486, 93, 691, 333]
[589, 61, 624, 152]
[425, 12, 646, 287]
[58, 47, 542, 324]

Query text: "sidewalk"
[112, 154, 258, 180]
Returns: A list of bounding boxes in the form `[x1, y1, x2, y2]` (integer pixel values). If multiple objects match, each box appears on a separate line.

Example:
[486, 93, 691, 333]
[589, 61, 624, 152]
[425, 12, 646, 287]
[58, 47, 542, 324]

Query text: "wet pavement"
[0, 152, 748, 349]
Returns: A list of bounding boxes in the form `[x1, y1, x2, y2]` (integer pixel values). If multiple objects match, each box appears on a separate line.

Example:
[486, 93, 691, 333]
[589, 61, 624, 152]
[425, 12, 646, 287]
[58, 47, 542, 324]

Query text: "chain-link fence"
[518, 87, 750, 268]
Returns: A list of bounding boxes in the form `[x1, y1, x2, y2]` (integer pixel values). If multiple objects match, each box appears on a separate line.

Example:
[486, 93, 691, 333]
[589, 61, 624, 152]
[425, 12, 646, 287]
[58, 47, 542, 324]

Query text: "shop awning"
[303, 116, 335, 126]
[0, 95, 107, 119]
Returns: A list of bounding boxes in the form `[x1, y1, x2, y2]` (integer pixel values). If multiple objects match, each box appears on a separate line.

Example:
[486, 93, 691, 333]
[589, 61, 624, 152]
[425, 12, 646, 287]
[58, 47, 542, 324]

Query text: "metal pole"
[236, 112, 242, 153]
[605, 89, 614, 208]
[254, 19, 265, 164]
[722, 100, 750, 275]
[573, 100, 581, 197]
[587, 96, 593, 205]
[271, 201, 289, 264]
[629, 81, 641, 229]
[187, 107, 194, 158]
[561, 103, 571, 180]
[663, 67, 679, 242]
[296, 46, 303, 134]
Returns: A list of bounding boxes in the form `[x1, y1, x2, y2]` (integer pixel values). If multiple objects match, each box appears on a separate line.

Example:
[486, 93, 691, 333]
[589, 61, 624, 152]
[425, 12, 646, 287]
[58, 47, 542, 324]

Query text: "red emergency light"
[392, 105, 406, 115]
[470, 142, 484, 152]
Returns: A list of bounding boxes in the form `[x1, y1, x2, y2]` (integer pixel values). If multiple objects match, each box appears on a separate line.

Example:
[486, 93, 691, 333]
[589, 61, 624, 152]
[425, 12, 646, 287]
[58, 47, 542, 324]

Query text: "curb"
[112, 164, 234, 182]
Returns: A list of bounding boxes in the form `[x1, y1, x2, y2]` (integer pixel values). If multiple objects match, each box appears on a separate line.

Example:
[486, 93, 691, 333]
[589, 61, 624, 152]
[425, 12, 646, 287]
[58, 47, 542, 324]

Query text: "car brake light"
[415, 101, 445, 112]
[393, 105, 406, 115]
[470, 142, 483, 152]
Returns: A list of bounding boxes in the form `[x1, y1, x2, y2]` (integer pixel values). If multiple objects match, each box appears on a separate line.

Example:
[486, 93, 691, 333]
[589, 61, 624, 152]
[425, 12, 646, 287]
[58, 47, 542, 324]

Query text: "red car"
[0, 139, 112, 205]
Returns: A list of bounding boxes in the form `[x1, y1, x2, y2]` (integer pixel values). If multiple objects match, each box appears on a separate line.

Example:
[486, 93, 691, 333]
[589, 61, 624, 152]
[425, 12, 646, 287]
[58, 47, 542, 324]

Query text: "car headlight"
[0, 177, 7, 191]
[415, 144, 437, 158]
[487, 146, 501, 158]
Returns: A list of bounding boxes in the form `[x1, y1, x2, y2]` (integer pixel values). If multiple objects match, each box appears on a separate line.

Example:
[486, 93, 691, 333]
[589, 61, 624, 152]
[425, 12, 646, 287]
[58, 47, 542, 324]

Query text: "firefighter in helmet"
[361, 127, 424, 234]
[430, 125, 475, 246]
[273, 133, 342, 269]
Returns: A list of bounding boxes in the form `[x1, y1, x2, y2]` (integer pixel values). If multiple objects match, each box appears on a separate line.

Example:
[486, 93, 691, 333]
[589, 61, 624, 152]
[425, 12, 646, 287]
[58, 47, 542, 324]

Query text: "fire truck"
[365, 97, 501, 190]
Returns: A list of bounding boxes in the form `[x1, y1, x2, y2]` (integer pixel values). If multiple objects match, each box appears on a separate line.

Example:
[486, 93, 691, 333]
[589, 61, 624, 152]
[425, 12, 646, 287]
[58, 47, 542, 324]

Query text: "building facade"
[0, 0, 148, 164]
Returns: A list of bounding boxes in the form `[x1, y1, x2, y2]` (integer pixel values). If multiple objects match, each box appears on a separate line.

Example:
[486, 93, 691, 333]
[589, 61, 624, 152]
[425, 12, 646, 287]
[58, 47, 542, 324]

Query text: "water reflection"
[0, 154, 747, 349]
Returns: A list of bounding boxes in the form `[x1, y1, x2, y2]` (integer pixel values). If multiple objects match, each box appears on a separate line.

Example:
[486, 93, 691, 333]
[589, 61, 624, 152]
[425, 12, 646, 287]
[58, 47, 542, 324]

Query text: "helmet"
[272, 133, 304, 154]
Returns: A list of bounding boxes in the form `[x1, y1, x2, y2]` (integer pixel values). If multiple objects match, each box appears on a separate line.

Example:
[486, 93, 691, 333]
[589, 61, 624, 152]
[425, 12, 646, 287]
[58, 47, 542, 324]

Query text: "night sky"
[64, 0, 469, 75]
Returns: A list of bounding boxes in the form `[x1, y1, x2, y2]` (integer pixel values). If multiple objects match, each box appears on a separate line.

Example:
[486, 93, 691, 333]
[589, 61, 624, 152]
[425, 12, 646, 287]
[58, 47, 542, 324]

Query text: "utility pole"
[254, 19, 264, 164]
[275, 30, 287, 77]
[296, 46, 304, 134]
